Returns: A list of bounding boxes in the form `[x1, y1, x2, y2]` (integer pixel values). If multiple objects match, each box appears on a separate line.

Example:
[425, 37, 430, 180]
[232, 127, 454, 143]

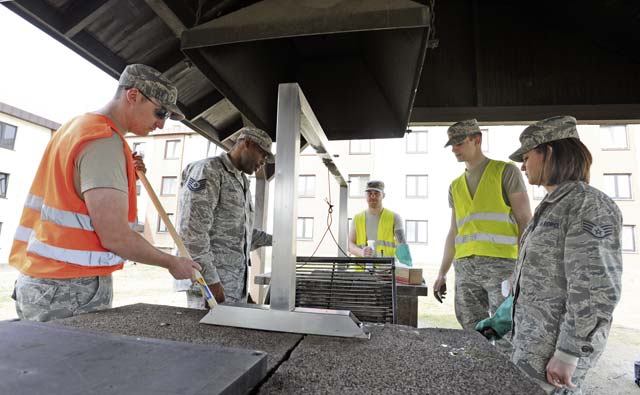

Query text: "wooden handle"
[136, 170, 217, 309]
[137, 171, 190, 258]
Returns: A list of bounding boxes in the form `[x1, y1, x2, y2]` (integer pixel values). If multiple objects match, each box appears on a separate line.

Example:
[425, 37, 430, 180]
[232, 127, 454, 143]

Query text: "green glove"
[395, 244, 413, 267]
[475, 296, 513, 341]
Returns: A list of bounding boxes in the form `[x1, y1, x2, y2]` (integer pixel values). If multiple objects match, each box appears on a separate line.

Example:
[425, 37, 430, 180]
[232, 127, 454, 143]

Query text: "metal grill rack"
[295, 257, 397, 324]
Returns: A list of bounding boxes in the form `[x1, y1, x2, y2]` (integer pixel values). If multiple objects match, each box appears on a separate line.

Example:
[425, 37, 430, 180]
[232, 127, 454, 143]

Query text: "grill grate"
[295, 257, 396, 324]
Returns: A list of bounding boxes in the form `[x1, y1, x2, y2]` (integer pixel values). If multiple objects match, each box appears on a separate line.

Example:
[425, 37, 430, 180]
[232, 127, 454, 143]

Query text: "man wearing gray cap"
[10, 64, 201, 321]
[176, 127, 274, 306]
[507, 116, 622, 393]
[348, 180, 413, 267]
[433, 119, 531, 342]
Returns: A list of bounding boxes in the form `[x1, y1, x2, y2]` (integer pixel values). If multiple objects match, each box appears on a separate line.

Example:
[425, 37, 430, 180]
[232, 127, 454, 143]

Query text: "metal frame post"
[251, 176, 269, 303]
[338, 185, 349, 256]
[270, 84, 301, 311]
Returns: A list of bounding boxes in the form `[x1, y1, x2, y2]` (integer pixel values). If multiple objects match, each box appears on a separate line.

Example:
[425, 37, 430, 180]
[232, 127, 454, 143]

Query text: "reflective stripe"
[14, 225, 32, 242]
[455, 233, 517, 245]
[42, 204, 94, 230]
[377, 240, 397, 248]
[356, 240, 397, 248]
[456, 212, 516, 228]
[25, 194, 44, 211]
[41, 204, 137, 231]
[27, 236, 124, 267]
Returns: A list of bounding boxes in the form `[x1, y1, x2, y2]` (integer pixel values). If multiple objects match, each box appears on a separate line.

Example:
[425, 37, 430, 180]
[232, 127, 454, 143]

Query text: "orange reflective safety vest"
[9, 113, 137, 279]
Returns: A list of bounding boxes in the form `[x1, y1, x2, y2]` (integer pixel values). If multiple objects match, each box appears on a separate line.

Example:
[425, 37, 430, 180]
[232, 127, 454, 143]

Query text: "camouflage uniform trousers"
[512, 346, 595, 395]
[453, 255, 515, 354]
[13, 273, 113, 322]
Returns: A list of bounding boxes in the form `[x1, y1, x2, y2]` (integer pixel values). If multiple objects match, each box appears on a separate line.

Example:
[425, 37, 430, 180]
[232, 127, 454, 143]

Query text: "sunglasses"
[248, 138, 270, 158]
[139, 91, 171, 120]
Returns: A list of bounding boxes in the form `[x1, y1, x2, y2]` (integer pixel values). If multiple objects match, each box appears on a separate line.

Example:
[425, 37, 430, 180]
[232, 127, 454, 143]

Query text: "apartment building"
[0, 102, 58, 264]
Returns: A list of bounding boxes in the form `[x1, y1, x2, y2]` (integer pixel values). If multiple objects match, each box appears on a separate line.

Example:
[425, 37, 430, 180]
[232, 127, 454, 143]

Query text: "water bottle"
[366, 240, 376, 257]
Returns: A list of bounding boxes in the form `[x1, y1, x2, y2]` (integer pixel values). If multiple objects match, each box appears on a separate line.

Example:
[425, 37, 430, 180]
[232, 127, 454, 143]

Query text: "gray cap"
[444, 119, 481, 147]
[365, 180, 385, 193]
[509, 115, 579, 162]
[119, 64, 184, 121]
[237, 127, 275, 163]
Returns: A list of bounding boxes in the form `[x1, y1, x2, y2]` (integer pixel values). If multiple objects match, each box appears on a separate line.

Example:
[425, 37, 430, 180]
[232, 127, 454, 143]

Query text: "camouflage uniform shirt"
[177, 153, 272, 302]
[511, 181, 622, 386]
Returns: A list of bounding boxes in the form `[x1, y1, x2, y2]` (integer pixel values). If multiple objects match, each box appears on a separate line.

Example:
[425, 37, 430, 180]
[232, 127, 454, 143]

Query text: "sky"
[0, 6, 120, 123]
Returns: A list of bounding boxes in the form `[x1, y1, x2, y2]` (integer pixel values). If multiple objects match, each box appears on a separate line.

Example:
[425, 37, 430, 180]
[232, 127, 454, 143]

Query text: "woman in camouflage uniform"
[508, 116, 623, 394]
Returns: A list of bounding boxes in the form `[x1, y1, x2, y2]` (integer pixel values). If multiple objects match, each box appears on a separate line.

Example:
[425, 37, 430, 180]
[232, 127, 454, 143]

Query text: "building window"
[623, 225, 636, 252]
[298, 175, 316, 197]
[132, 142, 146, 157]
[406, 131, 428, 153]
[157, 213, 174, 233]
[532, 185, 547, 200]
[0, 122, 17, 150]
[349, 174, 370, 198]
[349, 139, 371, 154]
[603, 173, 632, 199]
[297, 217, 314, 240]
[136, 180, 142, 196]
[207, 141, 222, 157]
[0, 172, 8, 198]
[600, 125, 628, 150]
[160, 176, 177, 196]
[406, 220, 428, 244]
[481, 128, 489, 152]
[164, 139, 180, 159]
[406, 175, 428, 198]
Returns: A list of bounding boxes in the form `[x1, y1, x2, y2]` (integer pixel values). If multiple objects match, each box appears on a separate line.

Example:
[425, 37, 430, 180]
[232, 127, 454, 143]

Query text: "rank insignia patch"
[582, 220, 614, 239]
[187, 178, 207, 192]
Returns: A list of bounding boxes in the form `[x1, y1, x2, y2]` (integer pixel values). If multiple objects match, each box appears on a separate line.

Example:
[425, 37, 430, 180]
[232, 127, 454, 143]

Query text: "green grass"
[419, 312, 460, 329]
[415, 263, 462, 329]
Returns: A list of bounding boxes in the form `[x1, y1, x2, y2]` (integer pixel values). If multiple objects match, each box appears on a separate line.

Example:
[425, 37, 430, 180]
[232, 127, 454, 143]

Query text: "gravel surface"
[260, 324, 544, 394]
[56, 303, 543, 394]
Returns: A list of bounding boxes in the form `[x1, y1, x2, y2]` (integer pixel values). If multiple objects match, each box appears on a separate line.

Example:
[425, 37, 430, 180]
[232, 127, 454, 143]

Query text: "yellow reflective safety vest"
[354, 208, 397, 257]
[452, 160, 518, 260]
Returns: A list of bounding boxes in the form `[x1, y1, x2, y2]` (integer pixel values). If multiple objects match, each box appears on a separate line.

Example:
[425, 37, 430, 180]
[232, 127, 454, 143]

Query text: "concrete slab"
[261, 324, 545, 394]
[0, 320, 266, 395]
[54, 303, 303, 372]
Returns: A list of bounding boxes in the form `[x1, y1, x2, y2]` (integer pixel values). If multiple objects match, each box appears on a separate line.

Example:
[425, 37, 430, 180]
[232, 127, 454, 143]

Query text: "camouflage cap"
[365, 180, 385, 193]
[444, 119, 481, 147]
[119, 64, 185, 121]
[509, 115, 579, 162]
[237, 127, 275, 163]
